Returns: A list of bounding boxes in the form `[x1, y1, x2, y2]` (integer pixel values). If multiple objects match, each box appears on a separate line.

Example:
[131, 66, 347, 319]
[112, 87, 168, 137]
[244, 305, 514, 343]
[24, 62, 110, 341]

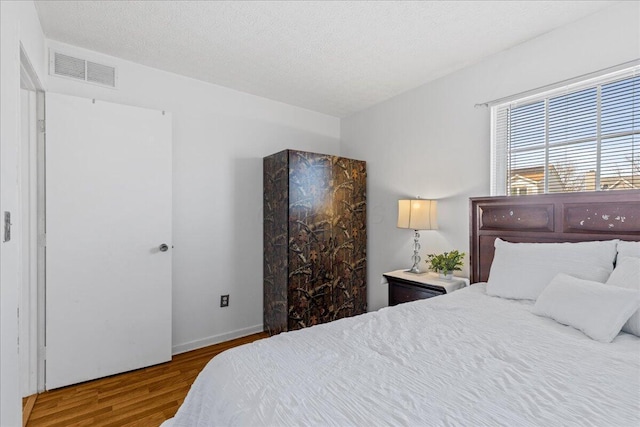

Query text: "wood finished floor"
[26, 332, 269, 427]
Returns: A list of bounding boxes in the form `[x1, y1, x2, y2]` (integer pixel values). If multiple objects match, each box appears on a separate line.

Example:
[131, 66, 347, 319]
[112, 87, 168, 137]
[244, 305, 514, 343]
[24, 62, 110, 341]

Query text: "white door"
[45, 93, 172, 390]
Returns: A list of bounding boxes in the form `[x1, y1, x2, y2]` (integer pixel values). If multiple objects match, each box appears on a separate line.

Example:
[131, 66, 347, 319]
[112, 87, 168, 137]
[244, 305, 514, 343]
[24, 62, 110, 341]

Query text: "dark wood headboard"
[470, 190, 640, 284]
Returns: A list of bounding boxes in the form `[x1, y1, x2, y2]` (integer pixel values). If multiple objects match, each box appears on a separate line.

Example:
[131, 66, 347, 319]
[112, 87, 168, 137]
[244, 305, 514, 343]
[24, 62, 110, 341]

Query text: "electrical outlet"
[220, 294, 229, 307]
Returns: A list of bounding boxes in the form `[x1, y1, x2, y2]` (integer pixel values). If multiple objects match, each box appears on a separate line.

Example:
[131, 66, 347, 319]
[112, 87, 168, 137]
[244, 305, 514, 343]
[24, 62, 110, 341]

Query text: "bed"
[164, 190, 640, 427]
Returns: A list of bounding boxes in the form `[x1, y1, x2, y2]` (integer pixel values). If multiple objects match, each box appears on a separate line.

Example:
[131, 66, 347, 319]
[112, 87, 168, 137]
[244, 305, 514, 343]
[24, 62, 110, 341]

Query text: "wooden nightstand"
[383, 270, 469, 306]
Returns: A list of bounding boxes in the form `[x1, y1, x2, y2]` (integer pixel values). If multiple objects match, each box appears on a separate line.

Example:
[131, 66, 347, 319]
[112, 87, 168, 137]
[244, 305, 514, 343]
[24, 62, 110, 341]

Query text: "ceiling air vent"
[50, 50, 117, 88]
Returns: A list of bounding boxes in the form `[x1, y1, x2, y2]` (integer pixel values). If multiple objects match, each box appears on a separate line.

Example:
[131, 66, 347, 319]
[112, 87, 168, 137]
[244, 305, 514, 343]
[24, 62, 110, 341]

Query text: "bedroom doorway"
[44, 93, 173, 390]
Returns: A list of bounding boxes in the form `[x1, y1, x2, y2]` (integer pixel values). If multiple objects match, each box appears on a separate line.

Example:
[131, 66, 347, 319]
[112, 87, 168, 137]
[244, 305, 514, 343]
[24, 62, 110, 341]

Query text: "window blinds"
[491, 66, 639, 196]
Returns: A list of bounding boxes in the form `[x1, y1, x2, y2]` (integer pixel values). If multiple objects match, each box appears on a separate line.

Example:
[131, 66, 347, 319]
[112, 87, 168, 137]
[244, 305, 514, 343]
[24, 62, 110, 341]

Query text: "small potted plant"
[426, 250, 465, 279]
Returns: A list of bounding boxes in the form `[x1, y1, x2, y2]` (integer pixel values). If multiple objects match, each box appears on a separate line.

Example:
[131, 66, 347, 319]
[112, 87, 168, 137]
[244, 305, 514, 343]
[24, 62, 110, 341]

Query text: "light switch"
[3, 211, 11, 242]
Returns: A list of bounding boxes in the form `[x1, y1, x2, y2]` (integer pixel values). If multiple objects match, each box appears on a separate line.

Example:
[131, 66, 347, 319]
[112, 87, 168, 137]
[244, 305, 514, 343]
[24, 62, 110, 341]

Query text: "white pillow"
[617, 241, 640, 259]
[486, 239, 618, 300]
[606, 256, 640, 337]
[533, 273, 640, 342]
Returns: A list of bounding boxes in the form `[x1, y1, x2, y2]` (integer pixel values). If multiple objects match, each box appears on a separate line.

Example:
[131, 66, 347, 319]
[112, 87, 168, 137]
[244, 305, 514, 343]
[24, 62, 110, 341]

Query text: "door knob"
[159, 244, 169, 252]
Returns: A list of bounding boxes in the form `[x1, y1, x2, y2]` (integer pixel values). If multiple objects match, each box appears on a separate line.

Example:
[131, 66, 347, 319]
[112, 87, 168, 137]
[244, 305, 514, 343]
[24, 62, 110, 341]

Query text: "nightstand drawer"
[387, 279, 444, 306]
[384, 271, 468, 307]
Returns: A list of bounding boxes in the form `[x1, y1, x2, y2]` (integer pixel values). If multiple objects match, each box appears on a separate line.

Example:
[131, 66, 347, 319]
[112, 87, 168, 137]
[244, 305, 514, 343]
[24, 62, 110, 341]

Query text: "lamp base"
[405, 229, 423, 274]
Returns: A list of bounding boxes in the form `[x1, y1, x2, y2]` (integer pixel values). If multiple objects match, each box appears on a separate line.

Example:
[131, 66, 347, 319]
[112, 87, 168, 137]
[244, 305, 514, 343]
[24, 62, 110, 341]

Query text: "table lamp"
[397, 199, 438, 273]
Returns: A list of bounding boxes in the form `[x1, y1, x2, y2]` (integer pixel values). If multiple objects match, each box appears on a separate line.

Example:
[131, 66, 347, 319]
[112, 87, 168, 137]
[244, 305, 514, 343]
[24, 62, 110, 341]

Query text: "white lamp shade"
[397, 199, 438, 230]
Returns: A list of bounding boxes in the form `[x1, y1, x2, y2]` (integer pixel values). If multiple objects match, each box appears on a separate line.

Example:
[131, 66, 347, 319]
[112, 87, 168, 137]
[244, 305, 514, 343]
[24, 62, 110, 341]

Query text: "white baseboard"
[171, 324, 264, 355]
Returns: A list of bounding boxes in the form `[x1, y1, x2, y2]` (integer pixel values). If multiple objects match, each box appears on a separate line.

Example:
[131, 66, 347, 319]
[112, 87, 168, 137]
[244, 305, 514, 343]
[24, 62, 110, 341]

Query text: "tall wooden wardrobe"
[263, 150, 367, 334]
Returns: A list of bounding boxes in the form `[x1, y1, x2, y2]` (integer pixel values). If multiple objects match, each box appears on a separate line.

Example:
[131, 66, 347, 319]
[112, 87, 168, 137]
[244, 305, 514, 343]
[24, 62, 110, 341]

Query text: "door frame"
[19, 44, 45, 395]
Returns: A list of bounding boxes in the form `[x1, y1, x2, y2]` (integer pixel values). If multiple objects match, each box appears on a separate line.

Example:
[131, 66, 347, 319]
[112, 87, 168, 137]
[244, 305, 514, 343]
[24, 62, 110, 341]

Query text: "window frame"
[490, 65, 639, 196]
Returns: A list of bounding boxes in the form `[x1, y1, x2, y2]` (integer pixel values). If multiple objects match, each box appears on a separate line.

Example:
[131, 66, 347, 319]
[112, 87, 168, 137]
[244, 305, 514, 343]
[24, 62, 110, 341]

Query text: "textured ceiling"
[35, 1, 614, 117]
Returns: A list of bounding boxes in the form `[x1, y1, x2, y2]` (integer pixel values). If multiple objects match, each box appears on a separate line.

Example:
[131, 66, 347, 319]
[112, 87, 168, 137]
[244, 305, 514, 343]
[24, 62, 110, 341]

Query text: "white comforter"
[167, 284, 640, 426]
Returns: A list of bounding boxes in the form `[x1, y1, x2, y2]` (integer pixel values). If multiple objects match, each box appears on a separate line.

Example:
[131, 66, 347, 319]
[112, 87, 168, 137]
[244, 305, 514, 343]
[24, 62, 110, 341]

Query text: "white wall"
[0, 1, 46, 424]
[46, 40, 341, 354]
[341, 2, 640, 311]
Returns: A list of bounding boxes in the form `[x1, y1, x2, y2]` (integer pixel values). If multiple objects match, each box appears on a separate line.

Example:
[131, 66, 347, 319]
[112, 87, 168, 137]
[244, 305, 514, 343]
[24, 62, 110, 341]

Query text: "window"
[491, 66, 639, 196]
